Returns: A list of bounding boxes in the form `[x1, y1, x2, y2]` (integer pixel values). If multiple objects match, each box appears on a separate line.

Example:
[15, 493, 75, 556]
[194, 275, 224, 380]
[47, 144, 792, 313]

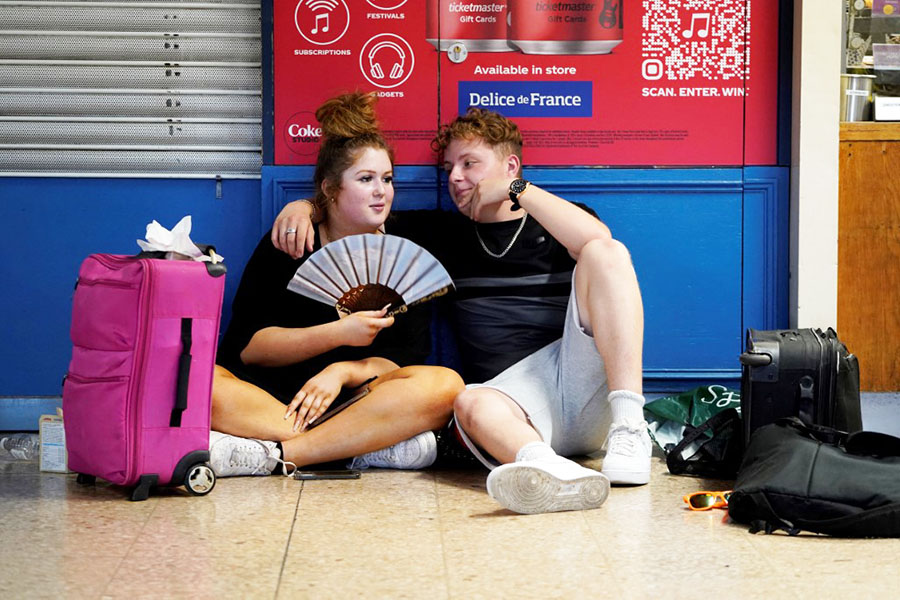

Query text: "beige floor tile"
[434, 468, 617, 599]
[278, 470, 447, 599]
[0, 550, 124, 599]
[0, 472, 156, 555]
[746, 534, 900, 597]
[5, 448, 900, 599]
[100, 476, 301, 600]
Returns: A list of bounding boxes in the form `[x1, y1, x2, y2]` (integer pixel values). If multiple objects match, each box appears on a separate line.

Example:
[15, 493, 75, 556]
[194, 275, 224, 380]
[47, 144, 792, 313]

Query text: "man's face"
[442, 137, 513, 218]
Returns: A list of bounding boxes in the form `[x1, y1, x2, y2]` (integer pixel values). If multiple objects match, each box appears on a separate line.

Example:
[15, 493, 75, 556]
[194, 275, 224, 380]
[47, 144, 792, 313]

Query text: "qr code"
[641, 0, 749, 81]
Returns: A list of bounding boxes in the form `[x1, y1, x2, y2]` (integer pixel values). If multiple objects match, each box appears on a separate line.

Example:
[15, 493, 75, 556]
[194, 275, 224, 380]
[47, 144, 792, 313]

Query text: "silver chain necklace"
[475, 214, 528, 258]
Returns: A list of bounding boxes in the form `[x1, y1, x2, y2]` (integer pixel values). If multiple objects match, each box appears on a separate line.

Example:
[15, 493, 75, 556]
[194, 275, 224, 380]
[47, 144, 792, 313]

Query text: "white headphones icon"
[368, 41, 406, 80]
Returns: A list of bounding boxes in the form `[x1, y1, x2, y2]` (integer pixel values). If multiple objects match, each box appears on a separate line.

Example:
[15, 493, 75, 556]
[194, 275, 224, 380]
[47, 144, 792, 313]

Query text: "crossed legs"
[212, 365, 463, 468]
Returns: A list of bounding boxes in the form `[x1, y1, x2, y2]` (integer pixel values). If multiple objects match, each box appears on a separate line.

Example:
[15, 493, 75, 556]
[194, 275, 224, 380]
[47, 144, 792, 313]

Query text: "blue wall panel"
[522, 168, 745, 387]
[1, 165, 790, 428]
[0, 177, 262, 397]
[269, 166, 758, 389]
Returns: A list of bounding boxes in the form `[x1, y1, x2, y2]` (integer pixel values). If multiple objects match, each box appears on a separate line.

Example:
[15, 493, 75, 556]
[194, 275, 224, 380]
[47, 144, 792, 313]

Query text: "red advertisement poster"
[274, 0, 439, 165]
[274, 0, 778, 166]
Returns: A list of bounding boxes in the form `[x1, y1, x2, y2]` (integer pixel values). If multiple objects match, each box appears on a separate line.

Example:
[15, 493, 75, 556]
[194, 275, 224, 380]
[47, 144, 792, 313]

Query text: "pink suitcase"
[63, 252, 225, 501]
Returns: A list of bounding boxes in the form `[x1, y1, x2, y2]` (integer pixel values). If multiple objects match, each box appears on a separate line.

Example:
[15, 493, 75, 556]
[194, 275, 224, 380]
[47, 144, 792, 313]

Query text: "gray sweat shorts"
[454, 272, 611, 469]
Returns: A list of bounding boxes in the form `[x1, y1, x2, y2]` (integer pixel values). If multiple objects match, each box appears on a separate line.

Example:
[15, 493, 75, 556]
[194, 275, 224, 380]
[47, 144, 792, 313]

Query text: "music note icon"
[682, 13, 710, 39]
[311, 12, 329, 35]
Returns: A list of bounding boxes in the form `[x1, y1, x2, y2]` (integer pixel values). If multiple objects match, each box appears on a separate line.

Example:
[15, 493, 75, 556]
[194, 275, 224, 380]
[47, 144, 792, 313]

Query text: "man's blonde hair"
[432, 108, 523, 167]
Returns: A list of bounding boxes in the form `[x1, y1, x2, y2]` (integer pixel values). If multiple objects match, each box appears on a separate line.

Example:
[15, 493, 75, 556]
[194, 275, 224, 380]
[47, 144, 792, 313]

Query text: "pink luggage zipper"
[90, 254, 154, 484]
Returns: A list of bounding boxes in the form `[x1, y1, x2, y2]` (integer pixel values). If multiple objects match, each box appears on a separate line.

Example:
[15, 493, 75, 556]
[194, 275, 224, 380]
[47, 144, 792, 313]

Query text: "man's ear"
[505, 153, 521, 178]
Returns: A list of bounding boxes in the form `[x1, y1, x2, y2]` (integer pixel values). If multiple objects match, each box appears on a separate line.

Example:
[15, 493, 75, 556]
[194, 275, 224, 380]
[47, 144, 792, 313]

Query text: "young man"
[275, 109, 650, 514]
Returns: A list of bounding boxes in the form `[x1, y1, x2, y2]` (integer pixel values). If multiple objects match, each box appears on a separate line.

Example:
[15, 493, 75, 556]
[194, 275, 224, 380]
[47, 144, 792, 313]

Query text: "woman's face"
[328, 146, 394, 233]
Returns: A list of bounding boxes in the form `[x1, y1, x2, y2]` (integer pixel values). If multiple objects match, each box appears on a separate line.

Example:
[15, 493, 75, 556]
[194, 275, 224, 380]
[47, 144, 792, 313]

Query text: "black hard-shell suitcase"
[739, 328, 862, 444]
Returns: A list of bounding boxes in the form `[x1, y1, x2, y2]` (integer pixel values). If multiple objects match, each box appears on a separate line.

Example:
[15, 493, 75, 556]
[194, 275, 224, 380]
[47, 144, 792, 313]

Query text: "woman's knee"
[393, 366, 463, 423]
[398, 365, 464, 398]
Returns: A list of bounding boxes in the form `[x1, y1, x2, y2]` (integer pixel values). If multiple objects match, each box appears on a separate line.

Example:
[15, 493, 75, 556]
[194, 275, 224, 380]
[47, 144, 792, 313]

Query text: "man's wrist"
[508, 178, 531, 211]
[296, 198, 317, 220]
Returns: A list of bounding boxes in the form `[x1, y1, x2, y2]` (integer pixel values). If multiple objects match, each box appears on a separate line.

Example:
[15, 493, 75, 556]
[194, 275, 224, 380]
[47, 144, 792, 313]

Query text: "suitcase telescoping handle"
[170, 318, 192, 427]
[739, 352, 772, 367]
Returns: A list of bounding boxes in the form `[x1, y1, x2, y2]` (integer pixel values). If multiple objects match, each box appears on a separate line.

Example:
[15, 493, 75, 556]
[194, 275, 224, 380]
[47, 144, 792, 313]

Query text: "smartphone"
[293, 469, 361, 480]
[307, 376, 377, 429]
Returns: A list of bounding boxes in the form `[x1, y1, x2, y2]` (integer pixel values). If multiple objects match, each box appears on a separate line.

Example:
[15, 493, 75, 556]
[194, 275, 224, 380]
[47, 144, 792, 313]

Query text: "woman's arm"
[284, 357, 400, 431]
[240, 308, 396, 367]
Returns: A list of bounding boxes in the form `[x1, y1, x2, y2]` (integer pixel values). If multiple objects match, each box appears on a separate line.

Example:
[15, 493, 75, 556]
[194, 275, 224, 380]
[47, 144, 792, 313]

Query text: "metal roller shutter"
[0, 0, 262, 178]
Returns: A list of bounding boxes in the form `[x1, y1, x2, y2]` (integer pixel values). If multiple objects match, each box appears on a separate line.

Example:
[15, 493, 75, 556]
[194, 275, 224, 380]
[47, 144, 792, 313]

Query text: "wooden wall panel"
[838, 123, 900, 391]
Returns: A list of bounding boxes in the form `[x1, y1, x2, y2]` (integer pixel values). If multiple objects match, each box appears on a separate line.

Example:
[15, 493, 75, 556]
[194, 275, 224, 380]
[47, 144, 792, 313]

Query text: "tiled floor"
[3, 445, 900, 600]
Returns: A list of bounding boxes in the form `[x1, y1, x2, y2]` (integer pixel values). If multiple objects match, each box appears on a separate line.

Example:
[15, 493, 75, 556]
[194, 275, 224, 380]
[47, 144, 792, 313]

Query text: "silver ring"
[285, 228, 297, 235]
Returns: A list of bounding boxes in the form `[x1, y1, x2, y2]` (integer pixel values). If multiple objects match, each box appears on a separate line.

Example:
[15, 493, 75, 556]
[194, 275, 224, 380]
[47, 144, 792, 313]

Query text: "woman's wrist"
[322, 361, 351, 384]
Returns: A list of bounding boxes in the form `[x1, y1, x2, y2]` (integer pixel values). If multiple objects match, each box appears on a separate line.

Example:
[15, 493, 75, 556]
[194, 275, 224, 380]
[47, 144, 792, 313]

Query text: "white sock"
[515, 441, 556, 463]
[608, 389, 646, 423]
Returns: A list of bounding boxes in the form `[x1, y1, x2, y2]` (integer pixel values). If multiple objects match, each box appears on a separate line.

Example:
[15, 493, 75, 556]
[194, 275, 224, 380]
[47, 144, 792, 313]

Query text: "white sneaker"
[486, 456, 611, 514]
[209, 431, 291, 477]
[601, 419, 652, 485]
[348, 431, 437, 470]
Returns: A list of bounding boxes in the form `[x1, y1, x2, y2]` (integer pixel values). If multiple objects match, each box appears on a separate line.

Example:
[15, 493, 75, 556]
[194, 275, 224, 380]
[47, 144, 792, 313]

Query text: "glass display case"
[843, 0, 900, 120]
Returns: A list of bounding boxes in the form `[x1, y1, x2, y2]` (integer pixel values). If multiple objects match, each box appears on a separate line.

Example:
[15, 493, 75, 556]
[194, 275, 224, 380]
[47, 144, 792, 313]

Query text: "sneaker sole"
[487, 465, 610, 514]
[601, 468, 650, 486]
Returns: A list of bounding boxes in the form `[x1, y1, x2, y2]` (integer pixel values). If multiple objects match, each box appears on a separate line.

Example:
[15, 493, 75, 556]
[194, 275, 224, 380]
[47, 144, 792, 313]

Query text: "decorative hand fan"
[287, 234, 454, 316]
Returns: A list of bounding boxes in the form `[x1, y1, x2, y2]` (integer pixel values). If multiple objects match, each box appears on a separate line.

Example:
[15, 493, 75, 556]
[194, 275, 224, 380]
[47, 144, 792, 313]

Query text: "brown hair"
[314, 92, 393, 220]
[431, 108, 523, 166]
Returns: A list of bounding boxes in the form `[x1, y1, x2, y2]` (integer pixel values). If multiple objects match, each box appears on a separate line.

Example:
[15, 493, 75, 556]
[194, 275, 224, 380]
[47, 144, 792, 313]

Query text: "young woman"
[210, 93, 463, 476]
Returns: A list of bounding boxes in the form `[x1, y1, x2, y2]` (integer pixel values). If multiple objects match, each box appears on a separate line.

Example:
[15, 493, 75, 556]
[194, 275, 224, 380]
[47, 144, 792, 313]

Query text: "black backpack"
[728, 418, 900, 537]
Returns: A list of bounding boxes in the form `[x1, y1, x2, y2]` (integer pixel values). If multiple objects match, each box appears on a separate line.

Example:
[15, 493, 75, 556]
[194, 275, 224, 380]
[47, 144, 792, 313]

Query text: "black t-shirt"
[216, 225, 431, 403]
[394, 206, 594, 382]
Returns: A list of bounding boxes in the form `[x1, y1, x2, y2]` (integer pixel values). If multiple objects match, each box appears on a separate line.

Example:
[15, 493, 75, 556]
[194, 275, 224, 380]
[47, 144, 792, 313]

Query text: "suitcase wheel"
[185, 463, 216, 496]
[76, 473, 96, 485]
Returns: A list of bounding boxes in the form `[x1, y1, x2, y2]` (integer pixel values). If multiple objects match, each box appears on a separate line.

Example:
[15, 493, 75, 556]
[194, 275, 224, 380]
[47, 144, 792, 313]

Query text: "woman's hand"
[338, 306, 395, 347]
[272, 199, 316, 259]
[284, 365, 345, 432]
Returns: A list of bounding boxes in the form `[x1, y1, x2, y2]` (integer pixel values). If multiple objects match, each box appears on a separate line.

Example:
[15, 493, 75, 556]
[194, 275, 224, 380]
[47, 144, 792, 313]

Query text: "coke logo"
[284, 111, 321, 157]
[288, 123, 322, 140]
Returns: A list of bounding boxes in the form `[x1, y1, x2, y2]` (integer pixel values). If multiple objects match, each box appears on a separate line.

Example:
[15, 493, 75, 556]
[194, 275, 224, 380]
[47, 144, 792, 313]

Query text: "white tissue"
[136, 215, 223, 263]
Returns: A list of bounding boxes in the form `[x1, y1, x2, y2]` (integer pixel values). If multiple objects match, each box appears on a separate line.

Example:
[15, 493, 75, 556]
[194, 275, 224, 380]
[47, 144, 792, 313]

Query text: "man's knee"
[454, 388, 502, 432]
[578, 237, 633, 275]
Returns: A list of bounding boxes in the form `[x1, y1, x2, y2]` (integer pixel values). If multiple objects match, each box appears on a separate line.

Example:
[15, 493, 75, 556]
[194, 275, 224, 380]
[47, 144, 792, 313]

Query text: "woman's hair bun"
[316, 92, 380, 140]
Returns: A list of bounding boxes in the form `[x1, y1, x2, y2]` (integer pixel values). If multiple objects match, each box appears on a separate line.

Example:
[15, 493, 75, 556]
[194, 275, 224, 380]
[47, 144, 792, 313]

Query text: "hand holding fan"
[287, 234, 454, 316]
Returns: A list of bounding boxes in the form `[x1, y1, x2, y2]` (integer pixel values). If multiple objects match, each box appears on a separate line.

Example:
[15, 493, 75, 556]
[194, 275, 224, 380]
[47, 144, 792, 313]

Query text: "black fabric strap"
[666, 408, 740, 476]
[746, 492, 900, 538]
[170, 317, 193, 427]
[779, 417, 847, 446]
[744, 492, 801, 536]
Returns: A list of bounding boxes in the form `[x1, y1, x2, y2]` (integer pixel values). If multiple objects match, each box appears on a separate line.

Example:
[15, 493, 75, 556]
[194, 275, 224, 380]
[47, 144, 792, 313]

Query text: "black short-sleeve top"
[216, 224, 431, 403]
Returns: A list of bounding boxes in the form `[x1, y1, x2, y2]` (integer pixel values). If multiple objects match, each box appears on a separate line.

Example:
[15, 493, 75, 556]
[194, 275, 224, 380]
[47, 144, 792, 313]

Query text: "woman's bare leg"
[212, 366, 300, 441]
[282, 366, 462, 467]
[212, 365, 463, 467]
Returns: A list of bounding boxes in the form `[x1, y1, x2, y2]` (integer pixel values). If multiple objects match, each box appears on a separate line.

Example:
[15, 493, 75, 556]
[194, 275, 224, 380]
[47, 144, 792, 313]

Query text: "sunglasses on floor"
[683, 490, 732, 511]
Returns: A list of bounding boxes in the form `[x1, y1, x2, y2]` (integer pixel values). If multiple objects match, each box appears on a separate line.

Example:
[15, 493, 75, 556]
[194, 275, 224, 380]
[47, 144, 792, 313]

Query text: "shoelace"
[603, 422, 647, 457]
[229, 439, 296, 477]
